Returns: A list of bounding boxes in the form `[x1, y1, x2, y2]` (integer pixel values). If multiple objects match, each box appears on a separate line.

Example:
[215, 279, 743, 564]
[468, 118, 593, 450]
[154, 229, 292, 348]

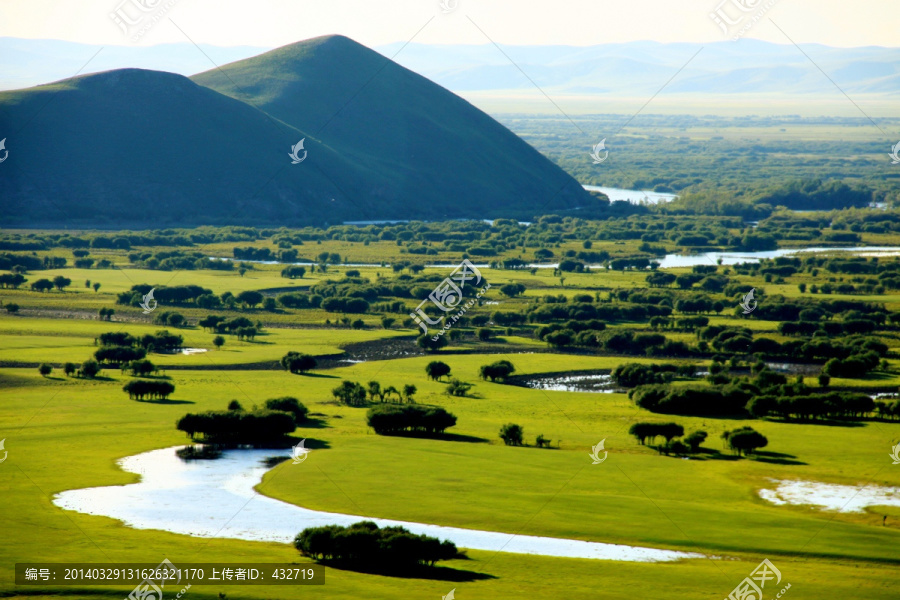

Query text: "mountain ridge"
[0, 36, 596, 228]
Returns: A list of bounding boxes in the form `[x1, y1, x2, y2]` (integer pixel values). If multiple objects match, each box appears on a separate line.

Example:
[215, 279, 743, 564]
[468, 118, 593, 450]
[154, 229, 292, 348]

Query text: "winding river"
[53, 446, 703, 563]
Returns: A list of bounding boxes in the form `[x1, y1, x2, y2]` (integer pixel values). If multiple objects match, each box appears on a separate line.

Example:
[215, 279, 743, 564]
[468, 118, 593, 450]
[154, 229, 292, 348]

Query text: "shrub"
[479, 360, 516, 382]
[39, 363, 52, 377]
[445, 378, 473, 397]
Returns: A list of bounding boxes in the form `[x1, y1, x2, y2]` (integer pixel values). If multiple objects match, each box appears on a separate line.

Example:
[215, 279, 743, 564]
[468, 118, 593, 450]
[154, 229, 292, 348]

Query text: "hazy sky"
[0, 0, 896, 48]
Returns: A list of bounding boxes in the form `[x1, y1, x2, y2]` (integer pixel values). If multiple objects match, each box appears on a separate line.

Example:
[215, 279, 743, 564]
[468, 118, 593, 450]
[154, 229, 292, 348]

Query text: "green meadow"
[3, 229, 900, 600]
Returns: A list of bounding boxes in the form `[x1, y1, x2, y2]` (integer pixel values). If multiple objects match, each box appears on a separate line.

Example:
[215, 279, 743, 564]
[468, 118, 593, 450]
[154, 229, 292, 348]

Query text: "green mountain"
[0, 35, 595, 228]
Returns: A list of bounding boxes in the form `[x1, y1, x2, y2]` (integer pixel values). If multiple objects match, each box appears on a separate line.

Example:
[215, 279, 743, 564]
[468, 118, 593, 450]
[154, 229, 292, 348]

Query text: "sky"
[0, 0, 897, 49]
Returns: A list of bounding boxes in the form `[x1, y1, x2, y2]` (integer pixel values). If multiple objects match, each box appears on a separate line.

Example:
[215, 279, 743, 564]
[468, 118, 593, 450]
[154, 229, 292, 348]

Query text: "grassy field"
[3, 237, 900, 600]
[1, 361, 899, 599]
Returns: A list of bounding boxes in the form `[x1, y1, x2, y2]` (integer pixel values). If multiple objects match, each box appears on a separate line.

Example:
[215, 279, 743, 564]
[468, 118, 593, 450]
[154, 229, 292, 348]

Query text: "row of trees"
[176, 403, 300, 443]
[366, 405, 457, 436]
[123, 379, 175, 401]
[294, 521, 458, 569]
[332, 380, 417, 405]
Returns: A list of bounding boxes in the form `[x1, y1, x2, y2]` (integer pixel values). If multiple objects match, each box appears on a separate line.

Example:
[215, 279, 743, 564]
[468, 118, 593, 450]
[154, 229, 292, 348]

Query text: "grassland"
[2, 234, 900, 600]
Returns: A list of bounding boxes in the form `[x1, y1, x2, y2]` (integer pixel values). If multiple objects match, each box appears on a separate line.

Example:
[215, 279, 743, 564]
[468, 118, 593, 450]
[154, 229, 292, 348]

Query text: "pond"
[53, 446, 703, 563]
[212, 246, 900, 272]
[582, 185, 677, 205]
[758, 479, 900, 513]
[519, 373, 619, 394]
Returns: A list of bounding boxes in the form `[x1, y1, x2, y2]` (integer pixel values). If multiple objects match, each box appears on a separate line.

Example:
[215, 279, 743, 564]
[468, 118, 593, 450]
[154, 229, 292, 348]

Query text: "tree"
[80, 359, 101, 379]
[5, 303, 19, 314]
[64, 362, 76, 377]
[684, 430, 708, 452]
[416, 333, 448, 352]
[211, 335, 225, 350]
[281, 266, 306, 279]
[477, 327, 492, 341]
[264, 297, 277, 312]
[31, 278, 54, 292]
[367, 381, 384, 402]
[722, 427, 768, 456]
[122, 379, 175, 401]
[236, 290, 263, 308]
[228, 400, 244, 411]
[818, 373, 830, 387]
[52, 275, 72, 291]
[367, 405, 456, 436]
[39, 363, 52, 377]
[402, 384, 417, 403]
[93, 282, 101, 292]
[124, 359, 157, 377]
[381, 317, 396, 329]
[333, 380, 367, 406]
[499, 423, 524, 446]
[281, 351, 317, 374]
[425, 361, 451, 381]
[265, 397, 309, 424]
[500, 283, 526, 298]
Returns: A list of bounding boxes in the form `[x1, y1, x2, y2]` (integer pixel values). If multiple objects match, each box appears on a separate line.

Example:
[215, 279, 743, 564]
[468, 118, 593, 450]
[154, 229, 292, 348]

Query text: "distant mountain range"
[3, 37, 898, 96]
[0, 35, 594, 228]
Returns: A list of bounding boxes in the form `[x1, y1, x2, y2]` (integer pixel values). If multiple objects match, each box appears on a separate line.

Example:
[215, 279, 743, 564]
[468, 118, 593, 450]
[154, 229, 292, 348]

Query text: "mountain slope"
[191, 35, 593, 219]
[0, 35, 595, 227]
[0, 68, 374, 227]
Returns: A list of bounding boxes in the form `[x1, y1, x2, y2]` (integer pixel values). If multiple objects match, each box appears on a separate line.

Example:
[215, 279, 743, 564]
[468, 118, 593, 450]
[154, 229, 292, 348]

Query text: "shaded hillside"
[0, 68, 371, 228]
[191, 35, 595, 220]
[0, 36, 597, 227]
